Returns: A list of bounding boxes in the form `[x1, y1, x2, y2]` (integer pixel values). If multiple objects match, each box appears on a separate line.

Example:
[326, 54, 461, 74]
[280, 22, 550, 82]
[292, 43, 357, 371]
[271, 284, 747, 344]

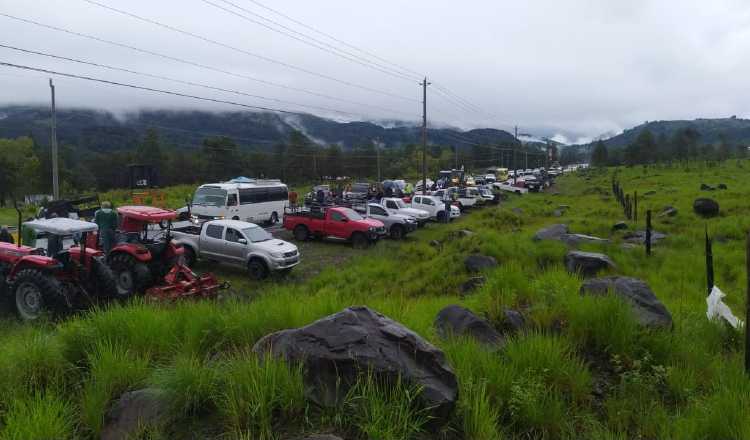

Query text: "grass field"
[1, 162, 749, 439]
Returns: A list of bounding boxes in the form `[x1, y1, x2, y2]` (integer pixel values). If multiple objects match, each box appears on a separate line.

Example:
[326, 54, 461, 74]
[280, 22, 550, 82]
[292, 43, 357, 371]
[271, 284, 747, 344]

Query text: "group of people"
[0, 201, 120, 254]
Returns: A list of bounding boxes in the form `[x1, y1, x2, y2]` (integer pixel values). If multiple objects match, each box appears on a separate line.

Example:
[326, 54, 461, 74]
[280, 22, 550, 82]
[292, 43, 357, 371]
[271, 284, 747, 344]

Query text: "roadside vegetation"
[1, 161, 749, 439]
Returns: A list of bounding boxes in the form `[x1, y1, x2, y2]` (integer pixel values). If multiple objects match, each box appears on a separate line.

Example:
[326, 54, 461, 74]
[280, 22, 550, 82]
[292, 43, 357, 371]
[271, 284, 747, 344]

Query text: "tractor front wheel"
[11, 269, 62, 321]
[109, 254, 150, 297]
[91, 257, 119, 299]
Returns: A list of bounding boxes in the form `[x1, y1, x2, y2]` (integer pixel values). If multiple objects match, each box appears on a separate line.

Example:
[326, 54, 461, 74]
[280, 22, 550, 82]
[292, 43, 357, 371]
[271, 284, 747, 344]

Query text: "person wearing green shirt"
[21, 219, 36, 247]
[94, 201, 119, 254]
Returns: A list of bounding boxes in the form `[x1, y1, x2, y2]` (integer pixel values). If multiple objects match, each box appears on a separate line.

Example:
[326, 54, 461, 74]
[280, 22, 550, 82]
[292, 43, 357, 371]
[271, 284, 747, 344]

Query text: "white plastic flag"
[706, 286, 744, 329]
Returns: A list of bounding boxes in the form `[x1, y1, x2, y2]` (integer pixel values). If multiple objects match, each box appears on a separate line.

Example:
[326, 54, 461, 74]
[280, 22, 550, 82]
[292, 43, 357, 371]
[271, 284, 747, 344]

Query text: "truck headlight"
[271, 251, 285, 258]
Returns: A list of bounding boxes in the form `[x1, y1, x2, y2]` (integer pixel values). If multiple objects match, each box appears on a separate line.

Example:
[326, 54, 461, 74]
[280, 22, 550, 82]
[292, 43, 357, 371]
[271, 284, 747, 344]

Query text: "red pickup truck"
[283, 206, 386, 248]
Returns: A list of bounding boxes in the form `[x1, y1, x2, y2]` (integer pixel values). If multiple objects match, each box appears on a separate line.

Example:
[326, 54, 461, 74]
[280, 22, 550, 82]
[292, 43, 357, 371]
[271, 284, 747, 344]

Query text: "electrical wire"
[241, 0, 425, 79]
[0, 12, 413, 117]
[0, 43, 391, 119]
[80, 0, 418, 102]
[202, 0, 421, 83]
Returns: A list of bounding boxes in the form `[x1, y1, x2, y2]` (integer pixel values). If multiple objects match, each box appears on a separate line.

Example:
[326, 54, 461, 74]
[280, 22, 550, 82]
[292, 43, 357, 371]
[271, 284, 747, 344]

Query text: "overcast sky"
[2, 0, 750, 143]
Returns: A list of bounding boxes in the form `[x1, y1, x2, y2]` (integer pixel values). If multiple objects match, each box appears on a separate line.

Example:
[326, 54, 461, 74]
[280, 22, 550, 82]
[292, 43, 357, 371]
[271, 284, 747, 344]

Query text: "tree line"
[590, 128, 749, 167]
[0, 128, 546, 205]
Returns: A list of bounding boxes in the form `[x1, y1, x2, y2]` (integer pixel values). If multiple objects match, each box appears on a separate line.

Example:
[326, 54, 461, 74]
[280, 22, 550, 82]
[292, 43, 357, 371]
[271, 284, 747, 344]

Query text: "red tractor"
[0, 217, 118, 320]
[94, 205, 221, 299]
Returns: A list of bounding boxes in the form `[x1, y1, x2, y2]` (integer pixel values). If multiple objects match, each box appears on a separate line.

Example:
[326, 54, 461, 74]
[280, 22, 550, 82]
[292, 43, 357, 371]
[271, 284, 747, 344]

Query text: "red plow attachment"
[146, 263, 227, 300]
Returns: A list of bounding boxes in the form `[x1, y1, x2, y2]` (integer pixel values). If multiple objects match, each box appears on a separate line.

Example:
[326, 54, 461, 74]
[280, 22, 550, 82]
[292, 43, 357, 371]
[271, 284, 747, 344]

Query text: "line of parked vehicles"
[0, 166, 559, 321]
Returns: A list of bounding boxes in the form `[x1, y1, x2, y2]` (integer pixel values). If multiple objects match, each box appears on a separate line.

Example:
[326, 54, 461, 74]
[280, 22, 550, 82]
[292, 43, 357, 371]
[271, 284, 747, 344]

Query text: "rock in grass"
[460, 276, 486, 296]
[294, 435, 344, 440]
[700, 183, 716, 191]
[658, 206, 677, 217]
[553, 209, 563, 217]
[499, 309, 525, 333]
[623, 230, 667, 244]
[565, 251, 616, 277]
[450, 229, 474, 238]
[435, 305, 503, 347]
[429, 240, 442, 248]
[560, 233, 610, 247]
[253, 306, 458, 419]
[718, 183, 728, 190]
[612, 221, 628, 231]
[512, 207, 524, 215]
[464, 254, 498, 273]
[693, 198, 719, 218]
[644, 190, 657, 196]
[533, 224, 569, 241]
[101, 388, 168, 440]
[579, 277, 672, 328]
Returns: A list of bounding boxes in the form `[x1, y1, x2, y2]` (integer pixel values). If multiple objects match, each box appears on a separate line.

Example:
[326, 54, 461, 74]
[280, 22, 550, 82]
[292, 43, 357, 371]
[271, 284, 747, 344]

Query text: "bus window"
[227, 193, 238, 207]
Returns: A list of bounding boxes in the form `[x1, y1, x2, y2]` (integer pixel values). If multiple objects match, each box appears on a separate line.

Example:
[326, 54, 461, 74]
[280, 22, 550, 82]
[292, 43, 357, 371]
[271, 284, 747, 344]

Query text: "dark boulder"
[533, 224, 569, 241]
[464, 254, 498, 273]
[612, 221, 628, 231]
[644, 190, 656, 196]
[435, 305, 503, 347]
[450, 229, 474, 238]
[460, 276, 486, 296]
[253, 306, 458, 419]
[499, 309, 525, 333]
[101, 388, 168, 440]
[565, 251, 616, 277]
[718, 183, 728, 190]
[700, 183, 716, 191]
[580, 277, 672, 328]
[623, 230, 667, 244]
[693, 198, 719, 218]
[429, 240, 442, 248]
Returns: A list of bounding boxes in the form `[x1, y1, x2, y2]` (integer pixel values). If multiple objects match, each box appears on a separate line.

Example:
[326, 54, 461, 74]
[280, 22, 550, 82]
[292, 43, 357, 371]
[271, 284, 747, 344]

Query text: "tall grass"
[0, 392, 76, 440]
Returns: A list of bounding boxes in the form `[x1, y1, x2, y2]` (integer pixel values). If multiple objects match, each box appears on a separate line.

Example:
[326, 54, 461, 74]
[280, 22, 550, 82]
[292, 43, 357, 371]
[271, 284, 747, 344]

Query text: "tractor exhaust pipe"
[14, 200, 21, 248]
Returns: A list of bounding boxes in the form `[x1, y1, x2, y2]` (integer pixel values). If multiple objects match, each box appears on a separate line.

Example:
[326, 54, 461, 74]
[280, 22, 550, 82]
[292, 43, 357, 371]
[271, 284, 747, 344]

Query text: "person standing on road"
[94, 201, 118, 255]
[0, 226, 13, 244]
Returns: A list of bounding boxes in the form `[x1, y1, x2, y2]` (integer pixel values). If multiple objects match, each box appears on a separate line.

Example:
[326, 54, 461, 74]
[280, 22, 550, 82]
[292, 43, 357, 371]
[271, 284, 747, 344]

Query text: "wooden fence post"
[705, 226, 714, 296]
[634, 191, 638, 224]
[646, 210, 652, 256]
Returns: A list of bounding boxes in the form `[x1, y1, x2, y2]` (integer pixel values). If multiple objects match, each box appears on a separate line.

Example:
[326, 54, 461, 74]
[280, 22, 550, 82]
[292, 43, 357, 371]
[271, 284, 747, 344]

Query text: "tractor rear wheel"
[182, 246, 197, 268]
[11, 269, 62, 321]
[91, 257, 119, 299]
[109, 254, 150, 297]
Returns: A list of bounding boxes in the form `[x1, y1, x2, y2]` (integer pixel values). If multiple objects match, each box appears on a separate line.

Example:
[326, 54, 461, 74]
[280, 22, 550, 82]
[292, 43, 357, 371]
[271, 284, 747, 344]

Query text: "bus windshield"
[192, 187, 227, 207]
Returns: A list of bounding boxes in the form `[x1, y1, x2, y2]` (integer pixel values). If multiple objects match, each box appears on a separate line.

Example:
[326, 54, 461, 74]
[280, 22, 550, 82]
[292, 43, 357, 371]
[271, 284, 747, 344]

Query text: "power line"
[0, 12, 411, 117]
[80, 0, 418, 102]
[0, 61, 307, 114]
[241, 0, 425, 79]
[0, 43, 378, 118]
[201, 0, 421, 83]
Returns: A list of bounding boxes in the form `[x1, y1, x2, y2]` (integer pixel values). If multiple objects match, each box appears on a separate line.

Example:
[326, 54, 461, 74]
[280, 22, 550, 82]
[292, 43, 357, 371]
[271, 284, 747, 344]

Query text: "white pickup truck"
[410, 195, 461, 222]
[379, 198, 431, 226]
[431, 187, 478, 211]
[172, 219, 299, 279]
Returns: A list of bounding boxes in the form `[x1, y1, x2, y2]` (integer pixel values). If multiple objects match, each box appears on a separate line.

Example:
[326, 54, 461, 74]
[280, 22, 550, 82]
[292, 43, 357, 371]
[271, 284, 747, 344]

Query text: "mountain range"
[0, 106, 519, 152]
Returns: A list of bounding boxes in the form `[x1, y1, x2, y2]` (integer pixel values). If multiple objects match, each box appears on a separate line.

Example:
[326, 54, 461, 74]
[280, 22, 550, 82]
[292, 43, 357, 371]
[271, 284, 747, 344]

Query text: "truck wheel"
[351, 232, 369, 249]
[182, 246, 197, 268]
[293, 225, 309, 241]
[270, 212, 279, 224]
[91, 257, 119, 299]
[437, 211, 447, 222]
[109, 254, 150, 297]
[11, 269, 61, 321]
[247, 258, 269, 280]
[390, 224, 405, 240]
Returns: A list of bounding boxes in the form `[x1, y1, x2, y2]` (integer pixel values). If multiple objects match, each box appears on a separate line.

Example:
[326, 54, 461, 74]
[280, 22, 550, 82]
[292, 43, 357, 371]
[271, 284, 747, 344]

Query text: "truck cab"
[283, 206, 386, 248]
[380, 198, 431, 226]
[410, 195, 460, 222]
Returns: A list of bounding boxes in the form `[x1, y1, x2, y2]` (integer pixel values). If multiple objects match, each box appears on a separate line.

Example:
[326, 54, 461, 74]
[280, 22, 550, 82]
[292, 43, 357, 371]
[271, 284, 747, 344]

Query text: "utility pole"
[513, 126, 518, 183]
[49, 78, 59, 200]
[375, 139, 381, 182]
[454, 144, 458, 169]
[421, 77, 430, 194]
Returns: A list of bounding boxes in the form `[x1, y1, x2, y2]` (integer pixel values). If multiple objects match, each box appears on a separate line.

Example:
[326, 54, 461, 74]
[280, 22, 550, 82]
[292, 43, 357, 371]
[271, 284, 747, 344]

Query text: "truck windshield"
[243, 226, 272, 242]
[392, 199, 407, 209]
[337, 208, 364, 221]
[192, 187, 227, 206]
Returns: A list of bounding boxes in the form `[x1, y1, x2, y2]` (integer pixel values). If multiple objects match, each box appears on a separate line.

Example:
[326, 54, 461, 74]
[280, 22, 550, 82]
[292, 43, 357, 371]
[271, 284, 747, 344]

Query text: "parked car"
[379, 197, 431, 226]
[355, 204, 417, 239]
[283, 206, 386, 248]
[411, 195, 460, 222]
[462, 187, 485, 206]
[524, 175, 542, 192]
[432, 187, 477, 211]
[172, 219, 299, 279]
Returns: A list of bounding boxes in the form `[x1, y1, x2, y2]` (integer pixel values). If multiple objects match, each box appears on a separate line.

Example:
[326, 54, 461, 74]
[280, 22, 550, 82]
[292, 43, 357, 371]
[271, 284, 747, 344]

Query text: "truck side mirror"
[238, 238, 248, 245]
